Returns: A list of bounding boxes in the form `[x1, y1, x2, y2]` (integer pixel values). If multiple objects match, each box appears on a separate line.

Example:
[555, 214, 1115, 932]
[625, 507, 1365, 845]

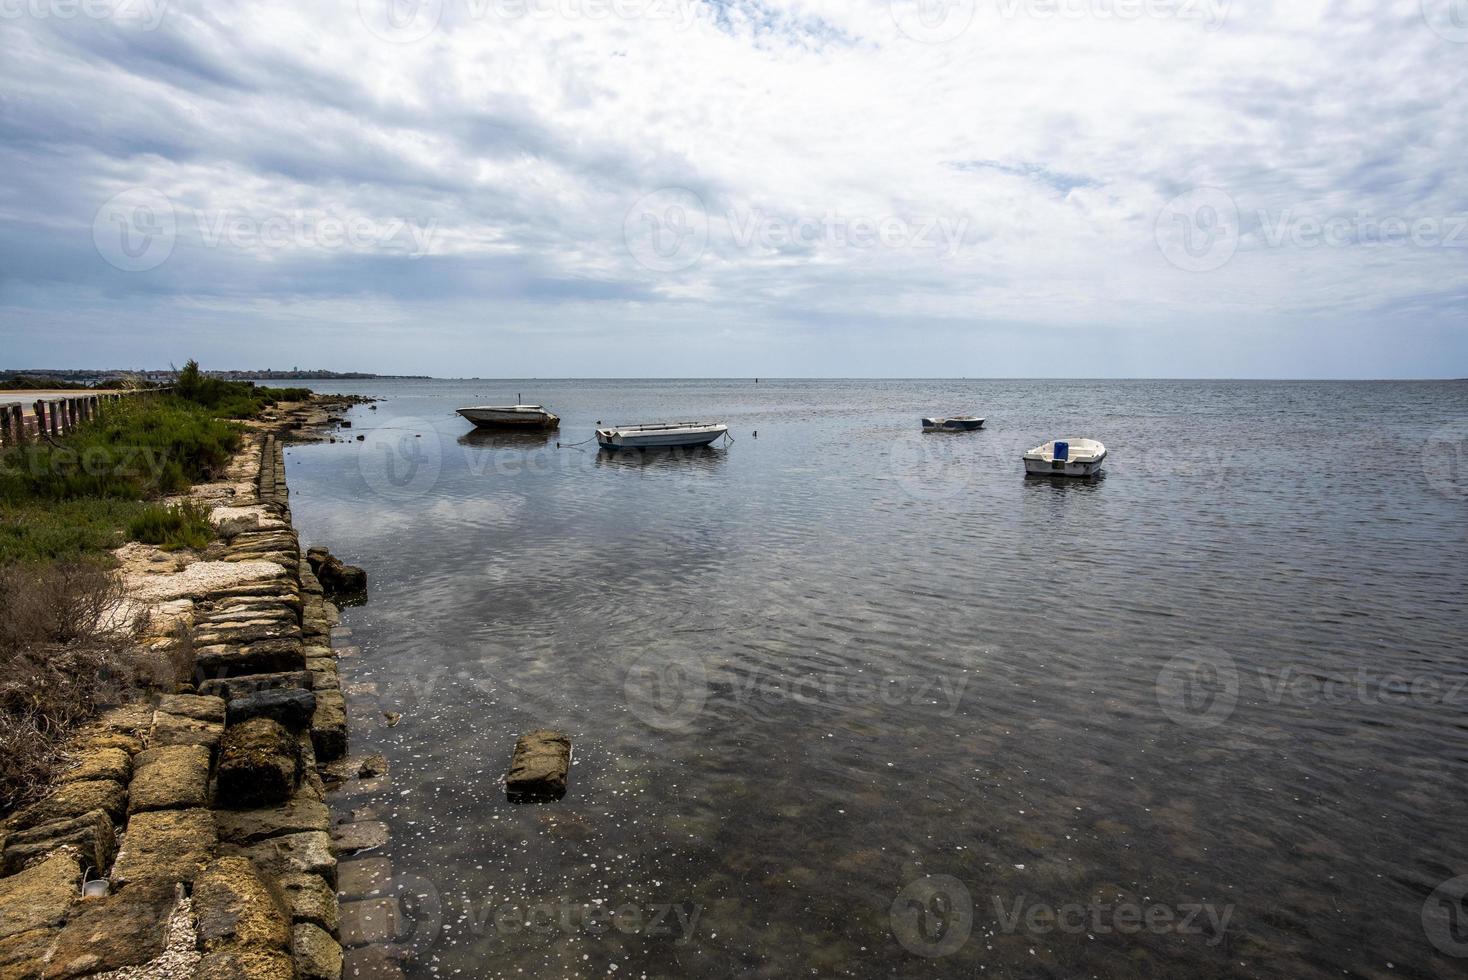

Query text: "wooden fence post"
[67, 399, 78, 431]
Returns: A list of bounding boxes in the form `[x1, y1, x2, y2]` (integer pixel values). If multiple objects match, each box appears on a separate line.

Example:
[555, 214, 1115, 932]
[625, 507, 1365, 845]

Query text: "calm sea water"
[282, 379, 1468, 980]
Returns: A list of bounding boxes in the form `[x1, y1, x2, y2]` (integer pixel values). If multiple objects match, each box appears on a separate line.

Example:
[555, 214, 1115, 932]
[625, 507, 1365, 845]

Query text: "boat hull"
[596, 423, 728, 450]
[922, 417, 985, 432]
[457, 408, 559, 429]
[1024, 456, 1105, 477]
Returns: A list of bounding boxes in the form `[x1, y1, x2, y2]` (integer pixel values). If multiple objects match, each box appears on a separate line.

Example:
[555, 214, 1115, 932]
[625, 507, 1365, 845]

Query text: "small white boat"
[1023, 438, 1106, 477]
[456, 405, 559, 429]
[922, 416, 985, 432]
[596, 421, 728, 450]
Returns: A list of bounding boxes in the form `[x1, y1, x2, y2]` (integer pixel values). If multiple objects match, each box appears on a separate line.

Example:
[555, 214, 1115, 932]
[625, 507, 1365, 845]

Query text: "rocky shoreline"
[0, 401, 408, 980]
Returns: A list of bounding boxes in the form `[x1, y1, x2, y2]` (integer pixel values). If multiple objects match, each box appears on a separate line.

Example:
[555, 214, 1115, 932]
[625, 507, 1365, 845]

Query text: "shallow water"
[283, 379, 1468, 979]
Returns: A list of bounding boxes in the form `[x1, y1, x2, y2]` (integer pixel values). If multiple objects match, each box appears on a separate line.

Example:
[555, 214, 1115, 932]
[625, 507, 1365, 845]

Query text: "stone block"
[292, 922, 342, 980]
[44, 879, 176, 978]
[0, 851, 78, 941]
[194, 856, 291, 952]
[55, 748, 131, 786]
[128, 744, 212, 813]
[226, 688, 317, 731]
[11, 780, 126, 830]
[1, 810, 114, 877]
[217, 718, 301, 808]
[278, 872, 339, 934]
[505, 730, 570, 801]
[109, 808, 216, 890]
[223, 832, 335, 886]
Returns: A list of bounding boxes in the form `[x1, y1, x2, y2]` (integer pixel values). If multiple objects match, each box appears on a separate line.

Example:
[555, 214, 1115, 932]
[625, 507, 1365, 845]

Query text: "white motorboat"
[596, 421, 728, 450]
[922, 416, 985, 432]
[1023, 438, 1106, 477]
[456, 405, 560, 429]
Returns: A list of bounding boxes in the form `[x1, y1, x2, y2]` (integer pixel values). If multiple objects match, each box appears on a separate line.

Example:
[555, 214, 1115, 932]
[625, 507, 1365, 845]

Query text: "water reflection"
[456, 428, 557, 450]
[594, 445, 730, 471]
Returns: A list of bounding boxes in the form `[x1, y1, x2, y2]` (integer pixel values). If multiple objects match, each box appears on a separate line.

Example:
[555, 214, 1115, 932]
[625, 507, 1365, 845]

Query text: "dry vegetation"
[0, 562, 140, 811]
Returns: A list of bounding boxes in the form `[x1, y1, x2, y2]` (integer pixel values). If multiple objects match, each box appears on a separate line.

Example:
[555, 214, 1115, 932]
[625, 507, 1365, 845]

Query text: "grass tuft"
[128, 499, 214, 551]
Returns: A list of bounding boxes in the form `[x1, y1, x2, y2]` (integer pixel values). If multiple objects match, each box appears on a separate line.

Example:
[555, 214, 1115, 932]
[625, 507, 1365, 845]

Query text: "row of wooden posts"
[0, 388, 171, 448]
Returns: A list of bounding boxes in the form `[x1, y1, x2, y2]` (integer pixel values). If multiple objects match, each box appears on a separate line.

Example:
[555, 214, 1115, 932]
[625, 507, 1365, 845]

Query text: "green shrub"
[127, 499, 213, 551]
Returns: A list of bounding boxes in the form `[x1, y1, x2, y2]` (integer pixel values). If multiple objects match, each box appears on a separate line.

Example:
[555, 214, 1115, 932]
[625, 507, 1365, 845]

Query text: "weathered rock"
[199, 671, 313, 701]
[55, 748, 131, 786]
[194, 856, 292, 953]
[149, 710, 224, 751]
[223, 832, 335, 886]
[227, 688, 317, 731]
[11, 779, 127, 830]
[109, 808, 217, 890]
[306, 549, 367, 600]
[129, 744, 212, 813]
[0, 926, 57, 980]
[157, 693, 226, 724]
[194, 945, 295, 980]
[321, 754, 386, 787]
[293, 922, 341, 980]
[44, 879, 177, 978]
[329, 822, 388, 856]
[217, 717, 301, 808]
[1, 810, 115, 876]
[68, 728, 143, 757]
[196, 638, 306, 678]
[195, 621, 303, 646]
[311, 690, 348, 761]
[215, 796, 330, 846]
[94, 702, 154, 736]
[0, 850, 78, 941]
[335, 858, 392, 899]
[505, 730, 571, 801]
[278, 872, 339, 934]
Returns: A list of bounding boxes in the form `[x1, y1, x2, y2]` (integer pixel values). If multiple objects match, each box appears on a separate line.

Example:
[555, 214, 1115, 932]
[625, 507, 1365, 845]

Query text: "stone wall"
[0, 421, 402, 980]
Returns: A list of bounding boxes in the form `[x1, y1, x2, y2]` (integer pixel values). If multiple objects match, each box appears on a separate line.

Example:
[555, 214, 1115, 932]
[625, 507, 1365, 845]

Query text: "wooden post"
[49, 401, 59, 437]
[67, 399, 78, 431]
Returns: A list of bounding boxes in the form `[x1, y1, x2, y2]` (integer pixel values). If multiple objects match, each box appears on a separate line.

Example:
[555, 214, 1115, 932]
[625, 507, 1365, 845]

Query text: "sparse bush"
[128, 499, 214, 551]
[0, 562, 139, 812]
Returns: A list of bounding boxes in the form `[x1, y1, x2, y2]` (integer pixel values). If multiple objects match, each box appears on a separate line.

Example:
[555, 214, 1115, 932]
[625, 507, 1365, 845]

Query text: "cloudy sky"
[1, 0, 1465, 377]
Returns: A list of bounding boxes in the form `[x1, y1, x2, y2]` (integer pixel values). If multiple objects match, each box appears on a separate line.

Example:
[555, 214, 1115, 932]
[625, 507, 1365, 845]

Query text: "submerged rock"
[305, 547, 367, 600]
[505, 730, 571, 802]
